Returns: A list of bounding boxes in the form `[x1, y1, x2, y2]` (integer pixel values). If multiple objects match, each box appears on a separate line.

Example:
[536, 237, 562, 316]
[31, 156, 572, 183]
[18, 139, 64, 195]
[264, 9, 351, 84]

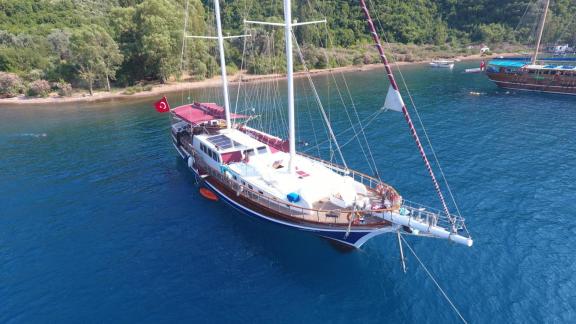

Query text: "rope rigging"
[292, 32, 348, 169]
[302, 108, 383, 154]
[366, 0, 469, 234]
[194, 0, 467, 236]
[400, 234, 469, 324]
[360, 0, 458, 229]
[319, 23, 381, 178]
[229, 0, 384, 178]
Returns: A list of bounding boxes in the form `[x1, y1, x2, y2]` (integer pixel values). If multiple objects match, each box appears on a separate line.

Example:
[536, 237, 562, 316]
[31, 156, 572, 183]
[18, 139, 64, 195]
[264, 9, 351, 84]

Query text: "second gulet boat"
[486, 0, 576, 95]
[157, 0, 473, 250]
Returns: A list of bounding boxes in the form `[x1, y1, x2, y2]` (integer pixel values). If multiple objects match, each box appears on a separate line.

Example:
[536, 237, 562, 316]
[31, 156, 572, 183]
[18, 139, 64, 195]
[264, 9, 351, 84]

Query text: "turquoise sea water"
[1, 62, 575, 323]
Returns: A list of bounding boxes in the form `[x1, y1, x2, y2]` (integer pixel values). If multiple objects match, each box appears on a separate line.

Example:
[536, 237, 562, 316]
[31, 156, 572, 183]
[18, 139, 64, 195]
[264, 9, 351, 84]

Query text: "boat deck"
[178, 129, 397, 226]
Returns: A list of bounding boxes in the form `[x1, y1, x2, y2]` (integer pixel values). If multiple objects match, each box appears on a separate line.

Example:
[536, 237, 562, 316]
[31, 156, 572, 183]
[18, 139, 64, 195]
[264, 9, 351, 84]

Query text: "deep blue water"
[1, 62, 575, 323]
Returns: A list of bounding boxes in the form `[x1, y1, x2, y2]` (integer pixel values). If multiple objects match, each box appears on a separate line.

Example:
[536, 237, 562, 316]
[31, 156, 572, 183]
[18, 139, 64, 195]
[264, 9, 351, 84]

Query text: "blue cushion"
[287, 192, 300, 202]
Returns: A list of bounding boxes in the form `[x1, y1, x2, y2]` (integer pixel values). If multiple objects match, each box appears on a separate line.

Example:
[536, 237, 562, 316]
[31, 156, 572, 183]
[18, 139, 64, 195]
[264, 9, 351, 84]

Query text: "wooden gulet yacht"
[158, 0, 473, 250]
[486, 0, 576, 95]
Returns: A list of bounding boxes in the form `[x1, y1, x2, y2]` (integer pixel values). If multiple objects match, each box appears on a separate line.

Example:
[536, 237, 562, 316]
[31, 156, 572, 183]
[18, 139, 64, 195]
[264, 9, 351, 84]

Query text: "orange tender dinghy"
[199, 187, 218, 201]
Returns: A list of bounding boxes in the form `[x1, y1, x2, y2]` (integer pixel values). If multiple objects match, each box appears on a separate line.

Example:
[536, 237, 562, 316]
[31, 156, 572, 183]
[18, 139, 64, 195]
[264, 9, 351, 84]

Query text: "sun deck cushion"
[287, 192, 300, 202]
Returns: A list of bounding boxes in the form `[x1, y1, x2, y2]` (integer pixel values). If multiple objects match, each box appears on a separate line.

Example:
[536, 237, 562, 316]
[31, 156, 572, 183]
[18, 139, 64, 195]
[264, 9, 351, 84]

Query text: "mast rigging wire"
[400, 235, 468, 324]
[320, 23, 381, 178]
[292, 32, 348, 169]
[179, 0, 191, 106]
[359, 0, 454, 227]
[366, 0, 465, 229]
[302, 109, 383, 154]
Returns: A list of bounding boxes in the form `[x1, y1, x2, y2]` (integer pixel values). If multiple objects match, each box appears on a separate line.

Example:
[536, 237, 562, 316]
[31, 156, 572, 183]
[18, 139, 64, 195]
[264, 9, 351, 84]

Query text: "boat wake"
[14, 133, 48, 138]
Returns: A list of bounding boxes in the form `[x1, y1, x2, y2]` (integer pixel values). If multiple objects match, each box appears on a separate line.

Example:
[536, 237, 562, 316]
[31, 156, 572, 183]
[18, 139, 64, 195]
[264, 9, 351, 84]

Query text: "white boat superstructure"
[196, 129, 374, 210]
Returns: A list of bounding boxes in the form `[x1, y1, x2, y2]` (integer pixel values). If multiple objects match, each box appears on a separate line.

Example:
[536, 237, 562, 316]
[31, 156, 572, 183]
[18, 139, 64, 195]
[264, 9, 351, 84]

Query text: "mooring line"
[400, 235, 468, 324]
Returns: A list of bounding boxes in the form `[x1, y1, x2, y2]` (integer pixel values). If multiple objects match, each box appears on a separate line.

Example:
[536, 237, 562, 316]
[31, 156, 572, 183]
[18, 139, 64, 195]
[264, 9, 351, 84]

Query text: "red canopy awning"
[173, 102, 248, 125]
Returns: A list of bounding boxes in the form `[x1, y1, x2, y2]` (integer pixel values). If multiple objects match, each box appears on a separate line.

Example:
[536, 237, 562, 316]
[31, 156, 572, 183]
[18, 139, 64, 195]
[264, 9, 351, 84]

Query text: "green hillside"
[0, 0, 574, 97]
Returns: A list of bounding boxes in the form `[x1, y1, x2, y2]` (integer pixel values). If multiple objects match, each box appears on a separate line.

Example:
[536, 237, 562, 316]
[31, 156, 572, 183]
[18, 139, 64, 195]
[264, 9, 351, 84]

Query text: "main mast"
[283, 0, 296, 173]
[532, 0, 550, 65]
[214, 0, 232, 129]
[244, 1, 325, 173]
[186, 1, 250, 127]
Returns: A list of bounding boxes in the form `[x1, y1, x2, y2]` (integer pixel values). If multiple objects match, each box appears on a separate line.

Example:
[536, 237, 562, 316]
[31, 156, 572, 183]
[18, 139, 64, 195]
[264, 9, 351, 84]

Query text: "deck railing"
[400, 199, 466, 231]
[299, 153, 467, 231]
[190, 149, 465, 230]
[192, 152, 402, 225]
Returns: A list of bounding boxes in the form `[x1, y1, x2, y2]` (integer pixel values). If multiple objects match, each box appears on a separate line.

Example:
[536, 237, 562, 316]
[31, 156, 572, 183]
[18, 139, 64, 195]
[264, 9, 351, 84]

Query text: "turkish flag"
[154, 96, 170, 113]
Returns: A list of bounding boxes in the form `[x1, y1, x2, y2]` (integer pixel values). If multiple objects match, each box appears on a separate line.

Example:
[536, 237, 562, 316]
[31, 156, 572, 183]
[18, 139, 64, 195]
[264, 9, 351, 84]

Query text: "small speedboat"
[464, 67, 482, 73]
[430, 59, 455, 69]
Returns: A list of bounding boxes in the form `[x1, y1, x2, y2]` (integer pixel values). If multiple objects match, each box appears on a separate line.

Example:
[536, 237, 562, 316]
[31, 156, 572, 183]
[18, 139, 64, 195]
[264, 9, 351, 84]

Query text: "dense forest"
[0, 0, 575, 98]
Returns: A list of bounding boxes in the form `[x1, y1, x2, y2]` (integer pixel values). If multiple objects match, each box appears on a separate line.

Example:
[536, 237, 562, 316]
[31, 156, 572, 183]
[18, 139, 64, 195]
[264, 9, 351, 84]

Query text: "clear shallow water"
[1, 62, 575, 323]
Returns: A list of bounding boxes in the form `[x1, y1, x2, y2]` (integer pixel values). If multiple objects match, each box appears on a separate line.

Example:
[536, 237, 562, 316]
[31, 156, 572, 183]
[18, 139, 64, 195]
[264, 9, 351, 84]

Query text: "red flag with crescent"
[154, 96, 170, 113]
